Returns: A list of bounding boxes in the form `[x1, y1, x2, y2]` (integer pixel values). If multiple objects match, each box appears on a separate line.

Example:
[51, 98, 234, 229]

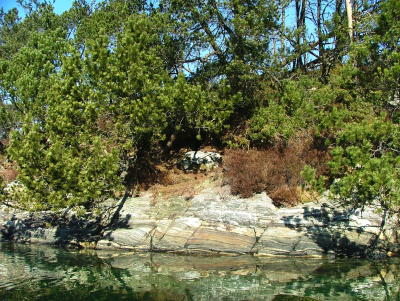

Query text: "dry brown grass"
[223, 149, 268, 198]
[223, 132, 329, 207]
[147, 166, 221, 205]
[0, 162, 18, 183]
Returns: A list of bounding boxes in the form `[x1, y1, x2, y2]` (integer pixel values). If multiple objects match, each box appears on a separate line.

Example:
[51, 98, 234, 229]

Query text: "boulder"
[179, 151, 222, 171]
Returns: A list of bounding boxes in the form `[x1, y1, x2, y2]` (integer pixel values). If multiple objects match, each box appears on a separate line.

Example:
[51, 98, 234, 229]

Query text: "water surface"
[0, 243, 399, 300]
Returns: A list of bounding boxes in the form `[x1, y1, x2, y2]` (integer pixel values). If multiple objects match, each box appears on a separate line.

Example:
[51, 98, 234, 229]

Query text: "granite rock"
[0, 189, 398, 258]
[179, 151, 222, 171]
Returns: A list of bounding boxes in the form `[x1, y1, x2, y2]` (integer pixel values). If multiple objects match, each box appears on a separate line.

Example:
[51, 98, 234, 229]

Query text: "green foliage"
[328, 118, 400, 213]
[165, 75, 235, 137]
[0, 8, 234, 210]
[85, 13, 175, 152]
[68, 0, 146, 43]
[0, 103, 19, 139]
[301, 165, 326, 194]
[247, 75, 369, 145]
[8, 124, 122, 210]
[4, 37, 123, 210]
[161, 0, 279, 112]
[0, 0, 399, 215]
[0, 3, 64, 60]
[85, 13, 234, 153]
[248, 100, 294, 144]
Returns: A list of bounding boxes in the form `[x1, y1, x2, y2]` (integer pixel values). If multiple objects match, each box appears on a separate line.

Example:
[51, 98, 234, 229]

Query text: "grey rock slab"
[104, 224, 156, 250]
[256, 226, 325, 256]
[187, 191, 277, 227]
[0, 187, 397, 257]
[153, 217, 201, 251]
[28, 228, 59, 244]
[116, 195, 154, 227]
[186, 223, 256, 253]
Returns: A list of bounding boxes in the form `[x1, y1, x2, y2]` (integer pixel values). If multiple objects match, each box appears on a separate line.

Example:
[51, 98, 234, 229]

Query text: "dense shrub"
[1, 14, 235, 211]
[328, 118, 400, 214]
[247, 101, 295, 145]
[223, 149, 268, 198]
[224, 133, 328, 206]
[247, 74, 374, 147]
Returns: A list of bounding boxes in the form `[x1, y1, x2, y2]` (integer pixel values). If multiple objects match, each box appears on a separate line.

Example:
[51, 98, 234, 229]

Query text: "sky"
[0, 0, 75, 15]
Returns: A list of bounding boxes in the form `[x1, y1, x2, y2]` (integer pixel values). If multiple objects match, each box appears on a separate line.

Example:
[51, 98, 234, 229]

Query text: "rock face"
[179, 151, 222, 171]
[0, 187, 398, 258]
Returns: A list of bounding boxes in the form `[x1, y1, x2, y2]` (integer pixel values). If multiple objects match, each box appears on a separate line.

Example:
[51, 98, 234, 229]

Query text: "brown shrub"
[270, 185, 299, 207]
[223, 149, 268, 198]
[223, 132, 329, 207]
[0, 164, 18, 183]
[96, 114, 114, 133]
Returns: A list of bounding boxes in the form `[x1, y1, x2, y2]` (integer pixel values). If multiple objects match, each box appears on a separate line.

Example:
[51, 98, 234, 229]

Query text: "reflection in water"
[0, 243, 399, 301]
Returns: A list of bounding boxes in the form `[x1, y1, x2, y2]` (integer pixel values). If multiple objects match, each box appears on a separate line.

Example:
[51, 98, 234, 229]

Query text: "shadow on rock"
[281, 204, 385, 257]
[0, 194, 133, 247]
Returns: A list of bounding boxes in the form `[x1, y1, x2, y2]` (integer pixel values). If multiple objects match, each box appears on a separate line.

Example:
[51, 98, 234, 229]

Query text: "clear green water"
[0, 243, 399, 301]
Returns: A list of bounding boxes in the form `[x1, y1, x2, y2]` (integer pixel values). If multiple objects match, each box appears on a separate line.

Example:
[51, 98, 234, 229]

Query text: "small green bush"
[248, 101, 294, 144]
[328, 118, 400, 213]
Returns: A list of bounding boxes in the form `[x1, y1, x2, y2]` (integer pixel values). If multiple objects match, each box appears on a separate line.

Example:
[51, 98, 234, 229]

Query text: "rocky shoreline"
[0, 186, 399, 258]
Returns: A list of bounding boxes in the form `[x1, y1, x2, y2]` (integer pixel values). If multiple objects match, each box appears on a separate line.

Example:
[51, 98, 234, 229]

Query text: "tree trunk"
[280, 0, 286, 55]
[317, 0, 327, 81]
[294, 0, 307, 71]
[345, 0, 353, 42]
